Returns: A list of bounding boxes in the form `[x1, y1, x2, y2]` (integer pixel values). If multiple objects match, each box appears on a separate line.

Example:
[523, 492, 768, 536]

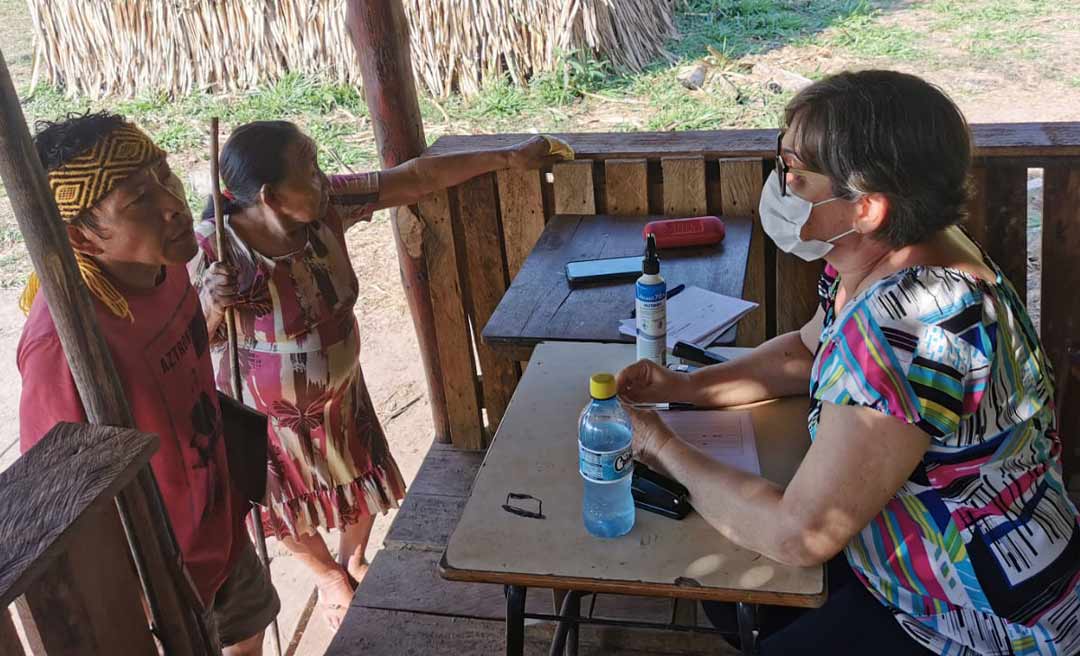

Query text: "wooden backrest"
[419, 123, 1080, 449]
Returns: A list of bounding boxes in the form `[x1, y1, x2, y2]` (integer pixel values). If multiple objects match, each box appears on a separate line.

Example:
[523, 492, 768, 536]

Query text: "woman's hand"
[616, 359, 692, 404]
[201, 261, 240, 316]
[507, 136, 566, 171]
[623, 405, 676, 470]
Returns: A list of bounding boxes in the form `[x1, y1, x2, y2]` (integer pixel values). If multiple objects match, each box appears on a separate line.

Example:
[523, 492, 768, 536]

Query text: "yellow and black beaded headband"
[47, 123, 166, 222]
[20, 123, 166, 320]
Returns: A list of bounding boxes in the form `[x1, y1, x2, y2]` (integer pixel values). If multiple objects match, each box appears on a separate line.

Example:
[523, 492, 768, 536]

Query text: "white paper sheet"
[619, 285, 758, 349]
[657, 410, 761, 475]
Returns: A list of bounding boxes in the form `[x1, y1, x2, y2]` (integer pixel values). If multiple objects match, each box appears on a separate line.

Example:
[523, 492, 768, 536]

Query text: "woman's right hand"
[616, 359, 692, 404]
[202, 262, 240, 315]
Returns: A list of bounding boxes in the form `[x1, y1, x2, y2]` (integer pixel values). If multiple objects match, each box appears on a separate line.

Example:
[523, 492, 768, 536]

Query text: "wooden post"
[0, 53, 213, 654]
[346, 0, 451, 443]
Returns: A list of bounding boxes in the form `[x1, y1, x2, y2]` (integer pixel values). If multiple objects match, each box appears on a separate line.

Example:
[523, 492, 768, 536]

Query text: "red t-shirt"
[17, 265, 246, 605]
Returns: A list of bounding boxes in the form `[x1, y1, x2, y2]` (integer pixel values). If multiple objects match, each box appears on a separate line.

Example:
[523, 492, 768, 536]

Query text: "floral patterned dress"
[190, 206, 405, 539]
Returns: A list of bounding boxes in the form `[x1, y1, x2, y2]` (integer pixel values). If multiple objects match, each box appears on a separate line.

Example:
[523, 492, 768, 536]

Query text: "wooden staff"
[0, 51, 215, 654]
[210, 117, 283, 656]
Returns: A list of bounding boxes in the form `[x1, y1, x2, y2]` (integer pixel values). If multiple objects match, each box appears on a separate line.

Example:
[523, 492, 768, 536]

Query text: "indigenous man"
[17, 112, 279, 655]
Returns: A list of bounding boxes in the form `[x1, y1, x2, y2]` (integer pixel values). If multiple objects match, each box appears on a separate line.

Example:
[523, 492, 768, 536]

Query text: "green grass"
[967, 25, 1044, 60]
[930, 0, 1053, 29]
[20, 74, 377, 171]
[929, 0, 1052, 60]
[820, 10, 924, 60]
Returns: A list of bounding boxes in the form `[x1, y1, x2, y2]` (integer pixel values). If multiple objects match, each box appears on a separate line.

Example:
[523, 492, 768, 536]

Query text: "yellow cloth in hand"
[543, 135, 575, 161]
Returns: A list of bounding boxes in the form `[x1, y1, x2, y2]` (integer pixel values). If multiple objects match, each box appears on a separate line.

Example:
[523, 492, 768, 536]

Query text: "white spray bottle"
[635, 233, 666, 365]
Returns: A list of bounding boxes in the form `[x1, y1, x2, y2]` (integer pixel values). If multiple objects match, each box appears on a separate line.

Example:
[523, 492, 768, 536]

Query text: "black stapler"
[631, 461, 692, 520]
[672, 340, 728, 366]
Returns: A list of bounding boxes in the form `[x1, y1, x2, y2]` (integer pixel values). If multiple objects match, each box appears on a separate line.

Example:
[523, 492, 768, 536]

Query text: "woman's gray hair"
[783, 70, 972, 249]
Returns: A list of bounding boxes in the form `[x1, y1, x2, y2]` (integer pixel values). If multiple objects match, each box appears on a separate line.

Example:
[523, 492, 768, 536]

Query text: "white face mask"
[759, 170, 855, 261]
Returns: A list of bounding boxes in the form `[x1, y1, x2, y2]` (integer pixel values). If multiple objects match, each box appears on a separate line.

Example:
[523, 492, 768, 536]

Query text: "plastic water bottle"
[578, 373, 635, 538]
[636, 233, 666, 365]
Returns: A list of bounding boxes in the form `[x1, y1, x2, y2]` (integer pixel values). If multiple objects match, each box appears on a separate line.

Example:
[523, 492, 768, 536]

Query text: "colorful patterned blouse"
[809, 262, 1080, 655]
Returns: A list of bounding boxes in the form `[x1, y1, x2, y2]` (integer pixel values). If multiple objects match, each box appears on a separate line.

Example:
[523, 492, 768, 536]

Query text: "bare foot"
[316, 568, 355, 631]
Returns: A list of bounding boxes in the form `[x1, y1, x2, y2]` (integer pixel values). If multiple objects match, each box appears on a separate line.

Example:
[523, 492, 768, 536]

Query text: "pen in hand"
[628, 402, 697, 411]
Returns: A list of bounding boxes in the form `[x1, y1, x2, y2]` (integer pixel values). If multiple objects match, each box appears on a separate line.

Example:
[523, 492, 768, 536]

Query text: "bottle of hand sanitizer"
[636, 234, 666, 365]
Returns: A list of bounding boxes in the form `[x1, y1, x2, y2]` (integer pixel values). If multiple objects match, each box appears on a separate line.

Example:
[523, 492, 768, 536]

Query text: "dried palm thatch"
[26, 0, 678, 99]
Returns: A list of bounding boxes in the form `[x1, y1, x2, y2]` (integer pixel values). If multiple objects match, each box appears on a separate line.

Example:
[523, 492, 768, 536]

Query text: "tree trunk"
[346, 0, 451, 443]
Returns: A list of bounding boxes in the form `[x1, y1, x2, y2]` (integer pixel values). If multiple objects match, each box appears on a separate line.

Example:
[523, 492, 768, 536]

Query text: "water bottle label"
[579, 442, 633, 483]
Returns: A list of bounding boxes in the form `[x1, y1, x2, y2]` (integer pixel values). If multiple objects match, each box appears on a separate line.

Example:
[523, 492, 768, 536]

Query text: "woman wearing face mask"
[617, 70, 1080, 655]
[189, 120, 569, 628]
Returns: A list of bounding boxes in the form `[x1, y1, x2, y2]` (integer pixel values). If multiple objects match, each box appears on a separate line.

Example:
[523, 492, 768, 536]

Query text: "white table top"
[442, 342, 825, 607]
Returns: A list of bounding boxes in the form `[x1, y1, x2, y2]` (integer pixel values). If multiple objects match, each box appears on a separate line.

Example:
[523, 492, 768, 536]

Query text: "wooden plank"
[24, 498, 156, 655]
[425, 123, 1080, 160]
[1042, 166, 1080, 410]
[966, 165, 989, 245]
[496, 168, 546, 279]
[418, 190, 485, 449]
[356, 549, 548, 621]
[481, 214, 752, 355]
[383, 493, 466, 552]
[409, 445, 485, 498]
[348, 550, 730, 655]
[720, 158, 766, 346]
[329, 605, 732, 656]
[0, 608, 24, 656]
[0, 423, 157, 605]
[553, 160, 596, 215]
[456, 174, 520, 431]
[662, 156, 707, 217]
[982, 164, 1028, 294]
[775, 255, 821, 335]
[327, 607, 544, 656]
[604, 159, 649, 216]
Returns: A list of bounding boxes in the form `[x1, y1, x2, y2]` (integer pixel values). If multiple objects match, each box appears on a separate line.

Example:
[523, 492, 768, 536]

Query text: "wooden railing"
[417, 123, 1080, 457]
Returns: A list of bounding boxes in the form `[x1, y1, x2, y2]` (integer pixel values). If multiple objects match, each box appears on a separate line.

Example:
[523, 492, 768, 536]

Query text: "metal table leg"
[506, 585, 527, 656]
[565, 592, 580, 656]
[736, 602, 758, 656]
[548, 591, 583, 656]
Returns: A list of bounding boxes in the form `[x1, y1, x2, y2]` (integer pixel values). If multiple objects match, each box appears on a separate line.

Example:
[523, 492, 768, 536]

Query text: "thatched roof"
[26, 0, 678, 99]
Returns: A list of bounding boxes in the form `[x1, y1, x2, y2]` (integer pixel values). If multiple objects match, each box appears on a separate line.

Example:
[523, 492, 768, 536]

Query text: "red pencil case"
[642, 216, 725, 248]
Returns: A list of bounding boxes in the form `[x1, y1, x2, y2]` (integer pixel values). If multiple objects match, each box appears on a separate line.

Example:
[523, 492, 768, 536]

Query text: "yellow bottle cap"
[590, 373, 617, 400]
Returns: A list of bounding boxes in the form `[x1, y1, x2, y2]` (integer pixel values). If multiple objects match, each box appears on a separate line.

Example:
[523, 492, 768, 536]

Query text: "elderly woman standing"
[619, 70, 1080, 655]
[190, 121, 569, 627]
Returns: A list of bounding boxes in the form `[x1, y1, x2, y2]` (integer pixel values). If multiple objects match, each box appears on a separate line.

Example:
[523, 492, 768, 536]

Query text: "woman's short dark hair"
[33, 111, 129, 235]
[783, 70, 972, 248]
[203, 120, 303, 219]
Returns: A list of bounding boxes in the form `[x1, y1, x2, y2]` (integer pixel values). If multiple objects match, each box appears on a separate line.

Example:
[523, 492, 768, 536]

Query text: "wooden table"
[441, 342, 825, 655]
[482, 214, 753, 361]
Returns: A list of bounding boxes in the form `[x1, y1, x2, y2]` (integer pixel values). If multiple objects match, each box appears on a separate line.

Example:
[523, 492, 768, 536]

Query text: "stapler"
[631, 461, 692, 520]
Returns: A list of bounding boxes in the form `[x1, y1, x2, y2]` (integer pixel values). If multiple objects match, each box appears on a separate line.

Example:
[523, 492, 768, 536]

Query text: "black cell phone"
[565, 255, 641, 285]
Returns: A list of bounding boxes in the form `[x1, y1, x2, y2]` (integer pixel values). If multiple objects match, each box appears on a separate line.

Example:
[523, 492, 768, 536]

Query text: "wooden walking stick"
[209, 117, 283, 656]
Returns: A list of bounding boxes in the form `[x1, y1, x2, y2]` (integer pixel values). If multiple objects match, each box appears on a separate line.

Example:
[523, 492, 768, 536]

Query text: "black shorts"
[205, 538, 281, 647]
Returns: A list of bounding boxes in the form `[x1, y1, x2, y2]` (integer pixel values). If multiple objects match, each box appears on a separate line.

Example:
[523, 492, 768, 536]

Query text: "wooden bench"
[327, 442, 735, 655]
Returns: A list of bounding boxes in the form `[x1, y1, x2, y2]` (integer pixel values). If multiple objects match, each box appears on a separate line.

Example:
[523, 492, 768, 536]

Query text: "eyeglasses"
[775, 131, 824, 197]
